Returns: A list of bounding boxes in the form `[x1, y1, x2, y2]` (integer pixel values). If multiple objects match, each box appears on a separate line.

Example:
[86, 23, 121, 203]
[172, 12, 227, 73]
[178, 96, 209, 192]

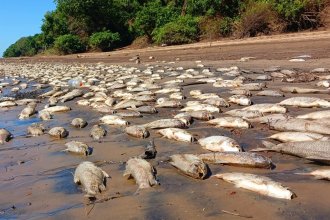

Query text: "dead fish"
[100, 115, 128, 126]
[279, 97, 330, 108]
[52, 89, 69, 97]
[129, 106, 157, 114]
[242, 104, 286, 113]
[125, 125, 149, 138]
[19, 102, 37, 119]
[229, 89, 252, 96]
[132, 95, 156, 102]
[0, 101, 17, 108]
[169, 92, 185, 100]
[71, 118, 88, 128]
[256, 90, 284, 97]
[240, 82, 265, 91]
[213, 172, 296, 200]
[225, 109, 263, 118]
[268, 132, 329, 142]
[156, 100, 182, 108]
[39, 86, 61, 97]
[251, 140, 330, 164]
[181, 104, 220, 113]
[48, 97, 58, 107]
[77, 99, 90, 106]
[173, 113, 193, 126]
[143, 119, 186, 129]
[27, 123, 45, 136]
[115, 110, 142, 118]
[60, 89, 84, 102]
[269, 118, 330, 135]
[297, 110, 330, 119]
[64, 141, 92, 156]
[104, 97, 116, 107]
[139, 140, 157, 159]
[0, 128, 12, 144]
[158, 128, 194, 142]
[280, 86, 330, 94]
[170, 154, 207, 179]
[198, 152, 273, 168]
[114, 100, 144, 110]
[203, 97, 230, 107]
[74, 161, 109, 198]
[48, 127, 69, 139]
[208, 117, 251, 129]
[42, 105, 71, 113]
[90, 124, 107, 140]
[123, 157, 158, 189]
[82, 92, 95, 99]
[198, 136, 242, 152]
[188, 111, 214, 120]
[296, 169, 330, 180]
[228, 95, 251, 106]
[316, 80, 330, 88]
[38, 110, 53, 120]
[247, 114, 291, 124]
[155, 87, 181, 94]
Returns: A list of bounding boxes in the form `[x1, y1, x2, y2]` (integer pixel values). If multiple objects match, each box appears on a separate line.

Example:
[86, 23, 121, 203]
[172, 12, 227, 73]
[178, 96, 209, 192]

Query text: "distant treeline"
[3, 0, 328, 57]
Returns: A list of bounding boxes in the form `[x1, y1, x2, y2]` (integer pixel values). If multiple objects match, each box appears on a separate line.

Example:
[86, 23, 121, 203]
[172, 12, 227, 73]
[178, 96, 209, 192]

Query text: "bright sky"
[0, 0, 56, 57]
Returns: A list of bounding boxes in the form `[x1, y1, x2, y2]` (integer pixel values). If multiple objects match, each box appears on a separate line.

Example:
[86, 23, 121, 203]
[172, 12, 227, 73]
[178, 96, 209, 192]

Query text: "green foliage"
[234, 1, 282, 38]
[219, 17, 234, 37]
[89, 31, 120, 51]
[54, 34, 85, 55]
[3, 35, 41, 57]
[152, 15, 199, 45]
[185, 0, 240, 17]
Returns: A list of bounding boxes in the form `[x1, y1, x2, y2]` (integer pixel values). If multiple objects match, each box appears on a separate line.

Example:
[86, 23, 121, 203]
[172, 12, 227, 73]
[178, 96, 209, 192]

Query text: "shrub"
[131, 35, 151, 49]
[3, 36, 38, 57]
[54, 34, 85, 55]
[219, 17, 234, 37]
[199, 16, 222, 40]
[152, 15, 199, 45]
[89, 31, 120, 51]
[234, 1, 283, 38]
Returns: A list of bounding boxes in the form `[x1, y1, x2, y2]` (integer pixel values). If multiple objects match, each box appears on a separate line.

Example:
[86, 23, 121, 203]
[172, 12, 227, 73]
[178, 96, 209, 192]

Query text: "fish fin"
[102, 171, 110, 178]
[305, 156, 330, 164]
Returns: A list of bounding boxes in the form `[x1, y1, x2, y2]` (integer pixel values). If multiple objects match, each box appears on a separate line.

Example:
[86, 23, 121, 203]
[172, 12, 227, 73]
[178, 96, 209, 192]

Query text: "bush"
[54, 34, 85, 55]
[199, 16, 222, 40]
[234, 1, 283, 38]
[89, 31, 120, 51]
[131, 35, 151, 49]
[152, 15, 199, 45]
[3, 36, 39, 57]
[219, 17, 234, 37]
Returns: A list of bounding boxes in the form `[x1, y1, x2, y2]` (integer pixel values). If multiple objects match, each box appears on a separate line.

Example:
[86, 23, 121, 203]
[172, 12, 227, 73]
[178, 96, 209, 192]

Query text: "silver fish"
[170, 154, 208, 179]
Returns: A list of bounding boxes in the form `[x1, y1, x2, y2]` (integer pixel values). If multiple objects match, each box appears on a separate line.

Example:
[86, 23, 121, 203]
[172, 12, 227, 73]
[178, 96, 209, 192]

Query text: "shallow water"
[1, 66, 330, 220]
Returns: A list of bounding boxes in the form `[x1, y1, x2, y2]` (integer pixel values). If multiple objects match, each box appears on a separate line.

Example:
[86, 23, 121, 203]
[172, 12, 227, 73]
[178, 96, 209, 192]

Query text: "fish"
[225, 109, 263, 118]
[115, 110, 142, 118]
[139, 140, 157, 159]
[246, 114, 292, 124]
[158, 128, 194, 142]
[156, 100, 182, 108]
[280, 86, 330, 94]
[74, 161, 109, 198]
[198, 152, 273, 168]
[296, 169, 330, 180]
[114, 100, 144, 110]
[173, 113, 193, 126]
[0, 101, 17, 108]
[229, 89, 252, 96]
[256, 90, 284, 97]
[198, 136, 242, 152]
[42, 105, 71, 113]
[123, 158, 158, 189]
[268, 132, 329, 142]
[125, 125, 149, 138]
[27, 123, 45, 136]
[203, 97, 230, 107]
[188, 111, 214, 120]
[71, 118, 88, 128]
[181, 104, 220, 113]
[228, 95, 251, 106]
[60, 89, 84, 102]
[0, 128, 12, 144]
[269, 118, 330, 135]
[18, 102, 37, 119]
[169, 154, 208, 179]
[90, 124, 107, 140]
[155, 87, 181, 94]
[251, 140, 330, 164]
[100, 115, 128, 126]
[170, 92, 185, 100]
[143, 119, 186, 129]
[39, 87, 61, 97]
[38, 110, 53, 120]
[64, 141, 92, 155]
[242, 104, 287, 113]
[279, 97, 330, 108]
[213, 172, 296, 200]
[316, 80, 330, 88]
[296, 110, 330, 119]
[128, 106, 157, 114]
[208, 117, 251, 129]
[48, 127, 69, 139]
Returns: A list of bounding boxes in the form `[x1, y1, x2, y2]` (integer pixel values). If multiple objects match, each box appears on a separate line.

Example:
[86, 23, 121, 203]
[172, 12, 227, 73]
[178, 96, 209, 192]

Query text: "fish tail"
[249, 140, 276, 152]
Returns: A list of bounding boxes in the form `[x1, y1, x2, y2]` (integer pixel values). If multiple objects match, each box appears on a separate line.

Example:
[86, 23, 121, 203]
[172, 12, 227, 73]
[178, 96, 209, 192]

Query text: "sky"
[0, 0, 56, 57]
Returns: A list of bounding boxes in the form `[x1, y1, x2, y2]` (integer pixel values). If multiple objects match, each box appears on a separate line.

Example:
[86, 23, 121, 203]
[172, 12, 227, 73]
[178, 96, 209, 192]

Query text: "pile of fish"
[1, 61, 330, 200]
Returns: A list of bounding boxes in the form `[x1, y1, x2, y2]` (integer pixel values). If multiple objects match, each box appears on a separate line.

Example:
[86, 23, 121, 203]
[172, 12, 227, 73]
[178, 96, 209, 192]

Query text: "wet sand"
[1, 34, 330, 219]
